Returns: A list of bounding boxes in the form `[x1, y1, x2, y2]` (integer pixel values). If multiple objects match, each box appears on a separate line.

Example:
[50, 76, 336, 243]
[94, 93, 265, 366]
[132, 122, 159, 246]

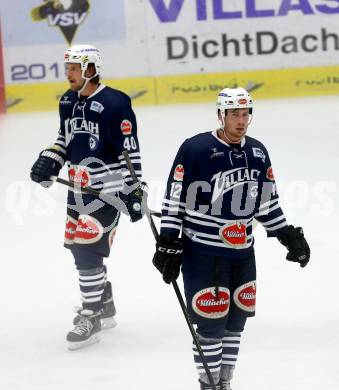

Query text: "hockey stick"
[122, 150, 217, 390]
[55, 177, 161, 218]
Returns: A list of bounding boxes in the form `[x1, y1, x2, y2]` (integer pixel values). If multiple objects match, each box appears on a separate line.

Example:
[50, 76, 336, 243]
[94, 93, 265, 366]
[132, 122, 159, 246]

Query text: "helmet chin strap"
[78, 78, 90, 95]
[78, 67, 99, 95]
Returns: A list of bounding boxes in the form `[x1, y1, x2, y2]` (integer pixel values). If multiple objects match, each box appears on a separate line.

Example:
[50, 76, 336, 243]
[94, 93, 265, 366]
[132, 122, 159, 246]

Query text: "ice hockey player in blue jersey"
[30, 44, 146, 350]
[152, 87, 310, 390]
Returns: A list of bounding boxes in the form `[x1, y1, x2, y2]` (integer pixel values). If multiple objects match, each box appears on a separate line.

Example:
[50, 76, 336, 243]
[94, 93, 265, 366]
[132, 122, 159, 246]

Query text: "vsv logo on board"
[31, 0, 90, 44]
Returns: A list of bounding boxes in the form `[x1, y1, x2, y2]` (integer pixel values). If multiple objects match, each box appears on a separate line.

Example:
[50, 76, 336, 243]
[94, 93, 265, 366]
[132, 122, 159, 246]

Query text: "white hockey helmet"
[216, 87, 253, 117]
[64, 44, 102, 80]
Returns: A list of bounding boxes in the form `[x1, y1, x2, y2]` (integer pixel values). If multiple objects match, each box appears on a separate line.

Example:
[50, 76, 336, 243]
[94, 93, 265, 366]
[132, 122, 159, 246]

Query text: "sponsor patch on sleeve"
[121, 119, 132, 135]
[252, 147, 266, 162]
[266, 166, 274, 181]
[173, 164, 184, 181]
[192, 287, 230, 319]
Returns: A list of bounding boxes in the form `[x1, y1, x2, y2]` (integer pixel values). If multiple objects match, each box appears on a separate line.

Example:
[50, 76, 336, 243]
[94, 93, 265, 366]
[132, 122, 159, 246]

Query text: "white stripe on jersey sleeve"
[118, 152, 141, 160]
[162, 207, 186, 216]
[119, 158, 142, 165]
[162, 199, 186, 208]
[260, 214, 286, 227]
[160, 223, 182, 230]
[122, 170, 142, 177]
[256, 202, 281, 217]
[265, 221, 288, 231]
[161, 216, 183, 223]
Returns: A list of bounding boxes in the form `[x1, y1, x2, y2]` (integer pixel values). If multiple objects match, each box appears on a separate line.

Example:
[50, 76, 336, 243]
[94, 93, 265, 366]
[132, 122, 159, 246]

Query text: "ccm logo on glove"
[158, 246, 183, 255]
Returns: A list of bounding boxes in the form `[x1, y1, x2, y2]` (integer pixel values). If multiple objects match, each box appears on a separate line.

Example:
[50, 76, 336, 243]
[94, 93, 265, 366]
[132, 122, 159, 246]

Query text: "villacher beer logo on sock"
[219, 221, 247, 248]
[192, 287, 230, 319]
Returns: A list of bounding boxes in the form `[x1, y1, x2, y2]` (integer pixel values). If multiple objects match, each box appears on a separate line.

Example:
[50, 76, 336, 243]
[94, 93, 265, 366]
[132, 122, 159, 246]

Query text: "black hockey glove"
[126, 181, 148, 223]
[277, 225, 310, 268]
[152, 235, 183, 284]
[30, 147, 65, 188]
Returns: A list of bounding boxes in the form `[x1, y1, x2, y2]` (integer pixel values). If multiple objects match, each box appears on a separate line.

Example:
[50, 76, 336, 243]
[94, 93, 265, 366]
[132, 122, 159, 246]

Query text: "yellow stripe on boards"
[5, 65, 339, 113]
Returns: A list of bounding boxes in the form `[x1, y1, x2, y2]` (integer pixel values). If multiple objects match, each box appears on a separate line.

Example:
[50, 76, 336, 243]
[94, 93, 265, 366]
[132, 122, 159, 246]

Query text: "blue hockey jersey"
[53, 84, 141, 195]
[160, 130, 288, 258]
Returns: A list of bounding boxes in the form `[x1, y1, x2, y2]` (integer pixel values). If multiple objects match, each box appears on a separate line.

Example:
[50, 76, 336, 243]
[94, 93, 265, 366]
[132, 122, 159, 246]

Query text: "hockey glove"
[277, 225, 310, 268]
[126, 181, 148, 223]
[152, 235, 183, 284]
[30, 146, 65, 188]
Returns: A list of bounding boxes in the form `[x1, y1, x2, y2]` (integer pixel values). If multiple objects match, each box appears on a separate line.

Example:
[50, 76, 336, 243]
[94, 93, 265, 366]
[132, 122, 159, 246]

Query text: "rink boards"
[6, 64, 339, 113]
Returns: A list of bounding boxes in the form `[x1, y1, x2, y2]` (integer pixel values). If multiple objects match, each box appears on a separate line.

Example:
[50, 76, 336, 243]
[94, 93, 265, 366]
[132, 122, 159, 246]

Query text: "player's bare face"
[65, 63, 85, 91]
[223, 109, 250, 143]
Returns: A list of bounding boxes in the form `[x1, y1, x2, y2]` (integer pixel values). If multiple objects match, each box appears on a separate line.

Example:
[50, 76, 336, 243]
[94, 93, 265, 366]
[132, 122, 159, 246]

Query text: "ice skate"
[67, 309, 101, 350]
[220, 381, 232, 390]
[73, 281, 117, 329]
[199, 380, 221, 390]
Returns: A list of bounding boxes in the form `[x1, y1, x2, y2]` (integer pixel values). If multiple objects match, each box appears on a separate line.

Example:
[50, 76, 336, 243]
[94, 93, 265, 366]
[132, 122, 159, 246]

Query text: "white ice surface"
[0, 96, 339, 390]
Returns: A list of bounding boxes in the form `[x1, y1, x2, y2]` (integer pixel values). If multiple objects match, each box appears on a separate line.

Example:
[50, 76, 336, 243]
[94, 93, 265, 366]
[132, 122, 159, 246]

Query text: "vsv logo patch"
[31, 0, 90, 44]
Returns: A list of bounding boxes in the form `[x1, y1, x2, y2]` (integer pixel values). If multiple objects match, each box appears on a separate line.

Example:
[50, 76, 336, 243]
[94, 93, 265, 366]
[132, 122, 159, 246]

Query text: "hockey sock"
[79, 266, 105, 312]
[220, 330, 241, 381]
[194, 335, 222, 385]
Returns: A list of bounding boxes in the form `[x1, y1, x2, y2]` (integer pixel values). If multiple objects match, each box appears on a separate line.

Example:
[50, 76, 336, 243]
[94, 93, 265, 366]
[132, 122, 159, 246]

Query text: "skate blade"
[67, 334, 100, 351]
[101, 316, 117, 329]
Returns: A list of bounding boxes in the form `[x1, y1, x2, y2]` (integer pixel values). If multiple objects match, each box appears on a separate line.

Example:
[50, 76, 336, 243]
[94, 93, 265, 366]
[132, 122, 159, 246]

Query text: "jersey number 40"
[123, 136, 137, 151]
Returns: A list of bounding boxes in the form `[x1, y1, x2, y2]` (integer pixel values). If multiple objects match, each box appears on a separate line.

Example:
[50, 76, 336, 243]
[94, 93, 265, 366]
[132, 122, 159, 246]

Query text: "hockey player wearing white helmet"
[216, 87, 253, 144]
[152, 87, 310, 389]
[64, 44, 102, 94]
[30, 44, 147, 350]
